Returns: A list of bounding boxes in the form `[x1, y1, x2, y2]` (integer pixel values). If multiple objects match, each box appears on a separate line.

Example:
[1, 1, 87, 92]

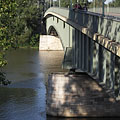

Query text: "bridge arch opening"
[48, 26, 58, 37]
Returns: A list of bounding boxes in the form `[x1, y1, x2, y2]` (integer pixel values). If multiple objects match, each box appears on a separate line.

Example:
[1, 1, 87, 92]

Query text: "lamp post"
[53, 0, 55, 7]
[93, 0, 95, 12]
[59, 0, 61, 7]
[102, 0, 106, 16]
[70, 0, 72, 10]
[102, 0, 104, 16]
[50, 0, 51, 7]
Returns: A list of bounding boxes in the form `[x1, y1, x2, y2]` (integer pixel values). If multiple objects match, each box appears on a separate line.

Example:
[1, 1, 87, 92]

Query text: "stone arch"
[48, 26, 58, 37]
[47, 25, 64, 50]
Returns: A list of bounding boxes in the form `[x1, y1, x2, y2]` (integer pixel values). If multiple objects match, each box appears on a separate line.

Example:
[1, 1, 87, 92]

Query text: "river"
[0, 48, 67, 120]
[0, 48, 119, 120]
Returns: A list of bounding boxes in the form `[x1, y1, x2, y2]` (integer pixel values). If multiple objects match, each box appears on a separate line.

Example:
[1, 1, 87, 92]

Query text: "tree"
[89, 0, 103, 8]
[0, 0, 44, 84]
[59, 0, 88, 8]
[13, 0, 42, 47]
[0, 0, 17, 84]
[109, 0, 120, 7]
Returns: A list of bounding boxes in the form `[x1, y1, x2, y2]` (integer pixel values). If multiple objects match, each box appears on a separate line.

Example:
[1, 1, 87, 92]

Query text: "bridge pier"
[47, 72, 120, 117]
[39, 35, 63, 51]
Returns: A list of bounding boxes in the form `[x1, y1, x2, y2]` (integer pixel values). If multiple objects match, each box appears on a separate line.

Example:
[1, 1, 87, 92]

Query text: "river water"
[0, 49, 119, 120]
[0, 48, 67, 120]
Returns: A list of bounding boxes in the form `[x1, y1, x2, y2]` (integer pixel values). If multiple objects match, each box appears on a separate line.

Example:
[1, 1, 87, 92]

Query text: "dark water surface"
[0, 48, 66, 120]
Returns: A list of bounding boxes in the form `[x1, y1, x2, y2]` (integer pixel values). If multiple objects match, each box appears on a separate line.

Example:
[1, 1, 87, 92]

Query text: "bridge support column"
[114, 56, 120, 99]
[84, 35, 89, 72]
[78, 31, 82, 69]
[92, 42, 99, 78]
[75, 29, 79, 68]
[99, 45, 106, 83]
[81, 34, 85, 70]
[105, 52, 115, 90]
[88, 38, 93, 73]
[72, 28, 76, 69]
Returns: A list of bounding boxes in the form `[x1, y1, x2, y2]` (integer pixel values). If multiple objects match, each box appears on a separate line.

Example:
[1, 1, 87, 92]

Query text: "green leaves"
[0, 72, 11, 85]
[13, 0, 41, 47]
[0, 0, 42, 84]
[0, 0, 41, 49]
[109, 0, 120, 7]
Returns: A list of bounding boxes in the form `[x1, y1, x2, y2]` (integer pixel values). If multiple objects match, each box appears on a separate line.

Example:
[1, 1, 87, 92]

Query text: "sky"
[88, 0, 113, 4]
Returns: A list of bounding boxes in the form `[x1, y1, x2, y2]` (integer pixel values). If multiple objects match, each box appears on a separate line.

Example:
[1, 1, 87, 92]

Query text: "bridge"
[42, 7, 120, 117]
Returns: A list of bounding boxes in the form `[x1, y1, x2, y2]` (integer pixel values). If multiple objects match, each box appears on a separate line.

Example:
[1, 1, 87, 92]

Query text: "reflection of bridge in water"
[42, 7, 120, 117]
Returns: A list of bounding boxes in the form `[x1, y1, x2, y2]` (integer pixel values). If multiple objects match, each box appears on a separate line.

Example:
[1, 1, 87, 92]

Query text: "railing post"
[102, 0, 105, 16]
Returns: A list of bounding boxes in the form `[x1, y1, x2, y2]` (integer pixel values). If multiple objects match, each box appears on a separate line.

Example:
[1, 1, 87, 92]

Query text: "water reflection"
[0, 87, 36, 104]
[0, 87, 46, 120]
[4, 48, 42, 83]
[47, 118, 120, 120]
[39, 51, 67, 83]
[0, 48, 66, 120]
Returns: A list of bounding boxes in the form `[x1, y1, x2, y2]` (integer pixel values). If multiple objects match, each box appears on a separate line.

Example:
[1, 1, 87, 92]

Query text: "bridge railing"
[45, 7, 120, 100]
[45, 0, 120, 18]
[89, 7, 120, 18]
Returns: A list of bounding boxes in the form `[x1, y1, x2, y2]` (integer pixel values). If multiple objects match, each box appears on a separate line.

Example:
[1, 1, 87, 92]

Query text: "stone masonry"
[39, 35, 63, 51]
[47, 73, 120, 117]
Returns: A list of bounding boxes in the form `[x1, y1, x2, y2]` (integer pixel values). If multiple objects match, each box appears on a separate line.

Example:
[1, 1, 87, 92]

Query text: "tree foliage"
[109, 0, 120, 7]
[15, 0, 42, 46]
[0, 0, 17, 85]
[88, 0, 103, 8]
[0, 0, 43, 84]
[88, 0, 120, 8]
[54, 0, 88, 8]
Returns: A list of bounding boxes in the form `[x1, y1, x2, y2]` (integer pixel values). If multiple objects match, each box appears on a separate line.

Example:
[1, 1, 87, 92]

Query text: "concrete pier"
[39, 35, 63, 51]
[47, 73, 120, 117]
